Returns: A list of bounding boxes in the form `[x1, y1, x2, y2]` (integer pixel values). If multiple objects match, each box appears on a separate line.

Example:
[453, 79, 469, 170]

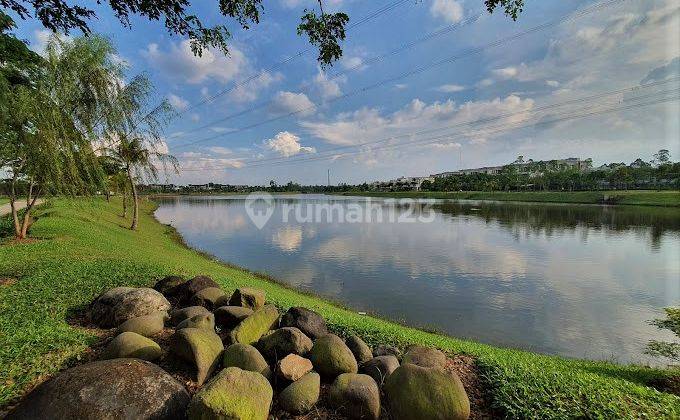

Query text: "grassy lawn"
[345, 190, 680, 207]
[0, 198, 678, 418]
[0, 197, 8, 206]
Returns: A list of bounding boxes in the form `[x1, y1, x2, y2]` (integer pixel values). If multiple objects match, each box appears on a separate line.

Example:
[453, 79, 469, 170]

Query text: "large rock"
[309, 334, 358, 379]
[384, 364, 470, 420]
[373, 344, 402, 360]
[170, 306, 211, 326]
[222, 343, 271, 379]
[346, 335, 373, 364]
[230, 305, 279, 345]
[167, 275, 220, 305]
[278, 372, 320, 415]
[360, 355, 400, 386]
[402, 345, 447, 369]
[177, 313, 215, 331]
[228, 287, 265, 310]
[276, 354, 313, 381]
[214, 306, 253, 329]
[257, 327, 312, 360]
[190, 287, 229, 311]
[328, 373, 380, 420]
[171, 327, 224, 385]
[153, 275, 185, 296]
[6, 359, 189, 420]
[116, 312, 169, 337]
[280, 307, 328, 339]
[187, 367, 273, 420]
[89, 287, 171, 328]
[101, 332, 163, 361]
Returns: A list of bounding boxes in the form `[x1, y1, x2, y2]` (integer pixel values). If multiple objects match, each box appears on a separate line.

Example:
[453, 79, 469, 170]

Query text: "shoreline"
[1, 198, 678, 417]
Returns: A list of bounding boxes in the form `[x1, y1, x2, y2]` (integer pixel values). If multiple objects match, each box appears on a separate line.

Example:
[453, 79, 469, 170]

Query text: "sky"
[9, 0, 680, 185]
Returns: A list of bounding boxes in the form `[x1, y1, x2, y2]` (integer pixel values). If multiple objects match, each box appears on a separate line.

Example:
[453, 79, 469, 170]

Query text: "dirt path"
[0, 199, 43, 217]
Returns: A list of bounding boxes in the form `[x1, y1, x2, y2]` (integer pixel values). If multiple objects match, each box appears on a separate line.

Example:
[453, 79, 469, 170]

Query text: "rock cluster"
[8, 274, 471, 419]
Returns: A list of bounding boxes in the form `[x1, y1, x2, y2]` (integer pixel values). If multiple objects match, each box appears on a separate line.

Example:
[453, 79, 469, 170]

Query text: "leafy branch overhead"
[1, 0, 525, 65]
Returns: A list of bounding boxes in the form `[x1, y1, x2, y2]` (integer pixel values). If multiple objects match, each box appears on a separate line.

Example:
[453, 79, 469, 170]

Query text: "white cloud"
[430, 142, 462, 149]
[269, 91, 316, 116]
[546, 80, 561, 87]
[341, 56, 367, 71]
[430, 0, 464, 24]
[313, 69, 344, 100]
[265, 131, 317, 157]
[437, 84, 466, 93]
[167, 94, 189, 111]
[492, 66, 520, 79]
[229, 71, 283, 103]
[395, 84, 408, 90]
[180, 157, 244, 171]
[142, 40, 247, 84]
[207, 146, 233, 155]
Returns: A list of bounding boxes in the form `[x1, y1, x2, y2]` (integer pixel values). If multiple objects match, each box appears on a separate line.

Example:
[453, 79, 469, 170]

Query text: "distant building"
[371, 176, 435, 191]
[432, 157, 592, 178]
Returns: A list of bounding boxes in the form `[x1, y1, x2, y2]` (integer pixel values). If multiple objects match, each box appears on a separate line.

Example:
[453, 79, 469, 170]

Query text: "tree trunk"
[122, 190, 127, 217]
[127, 167, 139, 231]
[9, 173, 21, 238]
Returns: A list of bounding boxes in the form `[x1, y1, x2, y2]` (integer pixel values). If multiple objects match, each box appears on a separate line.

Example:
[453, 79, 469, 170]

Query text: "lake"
[154, 194, 680, 364]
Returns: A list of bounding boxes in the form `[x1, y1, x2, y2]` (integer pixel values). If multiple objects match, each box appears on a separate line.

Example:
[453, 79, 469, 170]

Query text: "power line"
[177, 0, 414, 116]
[172, 0, 630, 150]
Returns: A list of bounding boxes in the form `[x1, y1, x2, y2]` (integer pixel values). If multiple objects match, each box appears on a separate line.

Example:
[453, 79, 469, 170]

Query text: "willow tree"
[1, 19, 120, 239]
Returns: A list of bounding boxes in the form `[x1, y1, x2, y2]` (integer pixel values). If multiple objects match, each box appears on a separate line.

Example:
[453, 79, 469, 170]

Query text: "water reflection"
[155, 195, 680, 364]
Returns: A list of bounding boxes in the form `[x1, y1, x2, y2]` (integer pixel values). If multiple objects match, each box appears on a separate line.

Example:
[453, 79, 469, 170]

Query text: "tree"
[646, 307, 680, 363]
[653, 149, 671, 166]
[2, 0, 525, 67]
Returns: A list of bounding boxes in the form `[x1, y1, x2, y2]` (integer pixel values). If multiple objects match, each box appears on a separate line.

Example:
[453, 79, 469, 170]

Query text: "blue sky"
[9, 0, 680, 185]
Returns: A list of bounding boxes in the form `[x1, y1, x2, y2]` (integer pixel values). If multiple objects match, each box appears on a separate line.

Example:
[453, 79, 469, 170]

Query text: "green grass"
[0, 197, 8, 206]
[345, 190, 680, 207]
[1, 198, 678, 418]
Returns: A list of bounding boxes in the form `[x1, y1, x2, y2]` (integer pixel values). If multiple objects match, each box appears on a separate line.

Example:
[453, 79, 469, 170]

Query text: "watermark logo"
[245, 192, 275, 229]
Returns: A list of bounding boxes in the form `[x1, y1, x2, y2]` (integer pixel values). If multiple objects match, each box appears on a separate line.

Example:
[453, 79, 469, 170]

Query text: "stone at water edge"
[276, 354, 313, 381]
[222, 343, 272, 380]
[257, 327, 313, 360]
[309, 334, 358, 379]
[101, 331, 163, 361]
[214, 305, 253, 329]
[402, 345, 447, 369]
[278, 372, 320, 415]
[373, 344, 402, 360]
[346, 335, 373, 364]
[171, 327, 224, 385]
[170, 305, 211, 326]
[280, 306, 328, 339]
[153, 275, 185, 296]
[328, 373, 381, 420]
[228, 287, 266, 310]
[187, 367, 273, 420]
[360, 355, 400, 386]
[88, 287, 171, 328]
[6, 359, 189, 420]
[230, 305, 279, 345]
[177, 313, 216, 331]
[167, 275, 220, 305]
[191, 287, 229, 310]
[384, 363, 470, 420]
[116, 311, 169, 337]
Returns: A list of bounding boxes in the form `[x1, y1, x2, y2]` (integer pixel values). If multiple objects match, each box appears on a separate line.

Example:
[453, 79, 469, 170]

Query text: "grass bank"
[344, 190, 680, 207]
[1, 198, 678, 418]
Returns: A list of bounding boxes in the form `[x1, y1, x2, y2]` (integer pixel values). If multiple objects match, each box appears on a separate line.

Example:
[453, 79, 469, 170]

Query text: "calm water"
[155, 195, 680, 364]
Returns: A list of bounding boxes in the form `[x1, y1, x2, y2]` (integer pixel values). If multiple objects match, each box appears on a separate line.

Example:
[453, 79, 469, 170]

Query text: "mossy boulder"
[168, 275, 220, 305]
[346, 335, 373, 364]
[402, 345, 446, 369]
[309, 334, 358, 379]
[214, 306, 254, 329]
[170, 306, 211, 326]
[187, 367, 273, 420]
[191, 287, 229, 310]
[116, 311, 169, 337]
[177, 313, 215, 331]
[373, 344, 402, 360]
[228, 287, 265, 310]
[101, 332, 162, 361]
[230, 305, 279, 345]
[257, 327, 312, 360]
[328, 373, 380, 420]
[360, 355, 400, 386]
[89, 287, 171, 328]
[171, 328, 224, 385]
[222, 343, 271, 380]
[153, 275, 186, 296]
[280, 307, 328, 339]
[384, 364, 470, 420]
[278, 372, 320, 415]
[276, 354, 313, 381]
